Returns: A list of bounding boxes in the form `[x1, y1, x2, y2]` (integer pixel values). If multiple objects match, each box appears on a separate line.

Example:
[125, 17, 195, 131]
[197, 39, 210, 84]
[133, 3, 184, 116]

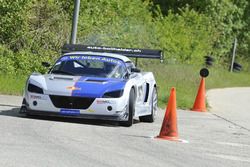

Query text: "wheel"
[139, 87, 157, 123]
[120, 89, 135, 127]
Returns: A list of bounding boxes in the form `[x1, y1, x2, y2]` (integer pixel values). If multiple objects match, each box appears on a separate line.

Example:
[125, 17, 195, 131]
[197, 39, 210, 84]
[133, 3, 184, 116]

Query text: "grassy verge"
[0, 64, 250, 109]
[0, 74, 27, 96]
[143, 64, 250, 109]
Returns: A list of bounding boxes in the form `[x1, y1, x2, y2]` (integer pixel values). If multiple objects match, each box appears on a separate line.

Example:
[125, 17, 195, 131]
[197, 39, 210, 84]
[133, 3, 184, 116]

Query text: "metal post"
[70, 0, 80, 44]
[135, 58, 138, 67]
[230, 38, 237, 72]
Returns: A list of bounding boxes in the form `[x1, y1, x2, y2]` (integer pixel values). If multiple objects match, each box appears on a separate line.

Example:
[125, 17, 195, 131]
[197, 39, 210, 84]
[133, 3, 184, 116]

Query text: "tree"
[0, 0, 32, 51]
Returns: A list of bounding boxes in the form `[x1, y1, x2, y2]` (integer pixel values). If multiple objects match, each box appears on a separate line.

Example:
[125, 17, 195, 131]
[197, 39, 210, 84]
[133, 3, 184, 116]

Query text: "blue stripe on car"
[72, 77, 126, 98]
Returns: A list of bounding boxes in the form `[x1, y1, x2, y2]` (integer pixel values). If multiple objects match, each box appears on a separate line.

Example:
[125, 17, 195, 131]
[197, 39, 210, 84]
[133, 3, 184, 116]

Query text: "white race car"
[20, 45, 163, 126]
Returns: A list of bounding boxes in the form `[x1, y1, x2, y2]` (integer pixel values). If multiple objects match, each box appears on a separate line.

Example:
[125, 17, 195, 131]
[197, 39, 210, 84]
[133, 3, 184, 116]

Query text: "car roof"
[63, 51, 131, 62]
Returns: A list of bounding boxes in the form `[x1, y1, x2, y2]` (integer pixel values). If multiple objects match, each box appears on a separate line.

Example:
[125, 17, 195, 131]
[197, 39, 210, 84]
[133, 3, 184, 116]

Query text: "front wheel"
[120, 89, 135, 127]
[139, 87, 157, 122]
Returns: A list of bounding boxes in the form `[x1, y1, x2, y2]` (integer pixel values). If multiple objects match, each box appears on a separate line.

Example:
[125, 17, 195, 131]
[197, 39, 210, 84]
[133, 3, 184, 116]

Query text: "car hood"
[42, 74, 126, 98]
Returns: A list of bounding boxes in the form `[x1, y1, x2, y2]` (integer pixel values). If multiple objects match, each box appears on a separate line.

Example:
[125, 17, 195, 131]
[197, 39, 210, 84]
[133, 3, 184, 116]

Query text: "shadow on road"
[0, 106, 140, 127]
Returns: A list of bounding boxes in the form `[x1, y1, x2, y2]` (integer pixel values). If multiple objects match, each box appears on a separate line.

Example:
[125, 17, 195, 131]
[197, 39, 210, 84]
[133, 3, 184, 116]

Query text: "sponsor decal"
[66, 86, 81, 91]
[30, 95, 47, 100]
[59, 55, 123, 65]
[60, 109, 80, 116]
[30, 95, 42, 99]
[86, 46, 142, 53]
[96, 100, 116, 104]
[86, 109, 95, 113]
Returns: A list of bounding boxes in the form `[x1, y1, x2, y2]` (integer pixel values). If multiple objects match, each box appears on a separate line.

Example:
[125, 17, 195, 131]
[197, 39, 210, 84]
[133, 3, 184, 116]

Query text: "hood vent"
[85, 79, 107, 83]
[53, 76, 74, 81]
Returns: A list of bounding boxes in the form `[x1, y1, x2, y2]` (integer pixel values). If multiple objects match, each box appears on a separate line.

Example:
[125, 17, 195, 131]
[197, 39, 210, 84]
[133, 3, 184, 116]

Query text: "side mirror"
[42, 62, 51, 68]
[131, 68, 141, 73]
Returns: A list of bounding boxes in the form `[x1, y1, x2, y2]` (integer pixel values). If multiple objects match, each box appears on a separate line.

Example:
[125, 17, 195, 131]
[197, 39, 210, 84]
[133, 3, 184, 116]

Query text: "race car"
[20, 44, 163, 126]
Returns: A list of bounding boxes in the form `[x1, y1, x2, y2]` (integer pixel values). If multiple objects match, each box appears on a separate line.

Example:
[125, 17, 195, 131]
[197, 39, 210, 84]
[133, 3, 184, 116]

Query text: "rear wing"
[62, 44, 164, 62]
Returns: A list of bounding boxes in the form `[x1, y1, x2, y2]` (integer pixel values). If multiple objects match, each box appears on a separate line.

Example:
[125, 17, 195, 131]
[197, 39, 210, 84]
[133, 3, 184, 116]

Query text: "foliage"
[27, 0, 71, 52]
[155, 8, 216, 64]
[77, 0, 157, 48]
[203, 0, 248, 63]
[153, 0, 249, 66]
[0, 45, 15, 74]
[237, 0, 250, 71]
[0, 0, 32, 50]
[0, 0, 249, 75]
[0, 0, 70, 75]
[0, 44, 56, 75]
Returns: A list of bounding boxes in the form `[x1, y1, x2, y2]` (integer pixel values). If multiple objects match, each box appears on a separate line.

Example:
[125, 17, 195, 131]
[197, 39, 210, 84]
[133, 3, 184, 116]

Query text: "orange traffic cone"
[156, 87, 179, 141]
[192, 77, 206, 112]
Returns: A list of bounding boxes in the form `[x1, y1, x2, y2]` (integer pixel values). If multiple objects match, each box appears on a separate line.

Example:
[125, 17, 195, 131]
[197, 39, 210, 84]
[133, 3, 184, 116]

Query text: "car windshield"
[50, 55, 127, 79]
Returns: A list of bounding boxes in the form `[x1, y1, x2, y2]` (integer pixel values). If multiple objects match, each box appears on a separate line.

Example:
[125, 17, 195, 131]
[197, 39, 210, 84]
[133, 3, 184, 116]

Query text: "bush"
[0, 0, 32, 50]
[0, 45, 15, 74]
[27, 0, 71, 52]
[13, 50, 54, 75]
[155, 8, 216, 64]
[77, 0, 158, 49]
[0, 0, 249, 73]
[0, 44, 57, 75]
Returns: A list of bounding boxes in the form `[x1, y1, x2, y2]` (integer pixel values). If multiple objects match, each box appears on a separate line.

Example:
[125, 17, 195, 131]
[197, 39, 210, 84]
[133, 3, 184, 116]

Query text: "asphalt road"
[0, 90, 250, 167]
[207, 87, 250, 131]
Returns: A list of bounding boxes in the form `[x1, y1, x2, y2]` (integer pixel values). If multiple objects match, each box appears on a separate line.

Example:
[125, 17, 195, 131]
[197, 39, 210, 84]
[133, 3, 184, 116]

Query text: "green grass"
[0, 64, 250, 109]
[143, 64, 250, 109]
[0, 74, 27, 96]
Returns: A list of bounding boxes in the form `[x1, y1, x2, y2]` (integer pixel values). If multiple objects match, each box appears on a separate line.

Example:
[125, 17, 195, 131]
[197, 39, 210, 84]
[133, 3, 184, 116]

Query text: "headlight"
[103, 90, 123, 98]
[28, 83, 44, 94]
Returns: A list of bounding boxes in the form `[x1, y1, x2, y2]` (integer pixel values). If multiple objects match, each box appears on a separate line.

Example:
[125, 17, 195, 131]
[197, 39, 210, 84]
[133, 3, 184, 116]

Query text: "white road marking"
[215, 141, 250, 147]
[207, 153, 250, 163]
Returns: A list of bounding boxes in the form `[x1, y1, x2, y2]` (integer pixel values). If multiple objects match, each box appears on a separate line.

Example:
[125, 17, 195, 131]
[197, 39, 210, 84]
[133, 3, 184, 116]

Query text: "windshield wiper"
[51, 70, 75, 76]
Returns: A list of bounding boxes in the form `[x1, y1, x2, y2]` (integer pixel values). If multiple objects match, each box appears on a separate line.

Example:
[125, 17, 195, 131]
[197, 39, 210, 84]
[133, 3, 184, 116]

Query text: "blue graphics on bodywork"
[72, 77, 126, 98]
[60, 109, 80, 116]
[56, 55, 127, 98]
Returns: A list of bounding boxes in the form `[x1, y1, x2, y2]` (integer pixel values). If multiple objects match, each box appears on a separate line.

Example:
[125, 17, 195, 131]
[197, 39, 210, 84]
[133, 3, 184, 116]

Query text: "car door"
[125, 62, 148, 114]
[133, 73, 147, 107]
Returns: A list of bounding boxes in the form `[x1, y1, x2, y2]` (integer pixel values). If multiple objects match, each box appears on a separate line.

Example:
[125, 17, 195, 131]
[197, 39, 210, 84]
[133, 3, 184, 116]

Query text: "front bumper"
[24, 93, 129, 121]
[25, 109, 128, 121]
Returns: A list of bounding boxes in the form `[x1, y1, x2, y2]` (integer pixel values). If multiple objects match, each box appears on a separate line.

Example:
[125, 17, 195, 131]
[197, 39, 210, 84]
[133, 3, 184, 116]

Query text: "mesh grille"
[49, 95, 95, 109]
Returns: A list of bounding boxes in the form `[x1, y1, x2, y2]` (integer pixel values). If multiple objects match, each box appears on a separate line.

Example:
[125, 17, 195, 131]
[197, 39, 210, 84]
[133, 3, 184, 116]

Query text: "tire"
[233, 62, 242, 71]
[139, 87, 157, 123]
[233, 62, 242, 68]
[204, 56, 214, 62]
[204, 56, 214, 66]
[120, 89, 135, 127]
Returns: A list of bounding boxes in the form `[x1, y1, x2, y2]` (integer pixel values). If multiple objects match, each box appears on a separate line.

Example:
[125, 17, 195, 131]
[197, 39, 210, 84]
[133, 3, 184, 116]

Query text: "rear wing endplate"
[62, 44, 164, 62]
